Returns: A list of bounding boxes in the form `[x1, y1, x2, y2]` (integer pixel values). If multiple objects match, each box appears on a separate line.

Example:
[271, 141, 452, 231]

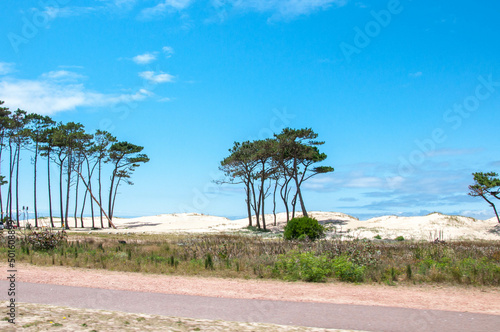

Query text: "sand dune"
[24, 211, 500, 241]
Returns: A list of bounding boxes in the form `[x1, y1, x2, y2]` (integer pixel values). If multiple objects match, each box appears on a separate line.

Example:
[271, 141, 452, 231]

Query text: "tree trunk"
[15, 144, 20, 227]
[74, 169, 116, 228]
[493, 204, 500, 223]
[110, 176, 122, 220]
[59, 158, 65, 229]
[250, 181, 260, 229]
[64, 154, 72, 227]
[88, 159, 96, 228]
[74, 161, 80, 228]
[291, 192, 297, 219]
[33, 141, 39, 227]
[80, 185, 88, 227]
[81, 159, 97, 228]
[483, 195, 500, 223]
[245, 179, 252, 227]
[47, 151, 54, 227]
[98, 160, 103, 228]
[260, 162, 266, 231]
[279, 172, 292, 223]
[108, 169, 116, 224]
[273, 178, 278, 226]
[280, 184, 289, 223]
[294, 176, 308, 218]
[261, 186, 266, 231]
[7, 142, 13, 222]
[0, 131, 4, 220]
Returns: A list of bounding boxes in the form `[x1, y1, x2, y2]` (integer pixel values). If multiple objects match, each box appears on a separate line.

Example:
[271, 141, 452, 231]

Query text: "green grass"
[1, 231, 500, 286]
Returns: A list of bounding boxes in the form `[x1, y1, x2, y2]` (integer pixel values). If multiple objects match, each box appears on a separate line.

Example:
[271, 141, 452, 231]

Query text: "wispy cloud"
[409, 71, 423, 78]
[41, 6, 96, 19]
[489, 161, 500, 168]
[0, 72, 152, 115]
[139, 71, 175, 84]
[213, 0, 347, 20]
[0, 62, 16, 75]
[345, 177, 385, 188]
[141, 0, 193, 18]
[39, 1, 139, 22]
[109, 0, 138, 9]
[162, 46, 175, 57]
[41, 70, 85, 82]
[133, 52, 158, 64]
[427, 148, 482, 157]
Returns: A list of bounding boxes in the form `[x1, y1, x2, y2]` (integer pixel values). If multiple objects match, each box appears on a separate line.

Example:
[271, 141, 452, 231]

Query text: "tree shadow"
[488, 224, 500, 235]
[122, 222, 162, 228]
[320, 218, 349, 226]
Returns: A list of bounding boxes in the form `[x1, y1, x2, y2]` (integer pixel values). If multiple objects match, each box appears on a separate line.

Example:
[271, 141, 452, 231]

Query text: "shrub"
[23, 229, 67, 251]
[204, 253, 214, 270]
[395, 236, 405, 241]
[406, 264, 412, 280]
[331, 256, 365, 282]
[274, 250, 332, 282]
[283, 217, 325, 241]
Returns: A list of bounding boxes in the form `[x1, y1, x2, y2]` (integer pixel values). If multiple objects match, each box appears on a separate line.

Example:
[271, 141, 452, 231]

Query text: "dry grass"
[1, 231, 500, 286]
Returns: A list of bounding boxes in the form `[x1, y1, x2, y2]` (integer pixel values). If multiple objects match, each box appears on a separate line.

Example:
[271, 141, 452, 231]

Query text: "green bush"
[274, 250, 332, 282]
[331, 256, 365, 282]
[395, 236, 405, 241]
[273, 251, 366, 283]
[204, 253, 214, 270]
[283, 217, 325, 241]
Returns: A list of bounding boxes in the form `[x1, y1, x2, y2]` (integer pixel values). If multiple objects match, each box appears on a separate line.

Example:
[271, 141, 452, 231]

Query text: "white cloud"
[215, 0, 347, 20]
[0, 76, 151, 115]
[41, 70, 85, 81]
[139, 71, 175, 84]
[133, 53, 158, 64]
[0, 62, 15, 75]
[409, 71, 423, 78]
[41, 1, 138, 20]
[427, 148, 481, 157]
[111, 0, 137, 8]
[346, 177, 385, 188]
[162, 46, 175, 57]
[42, 6, 96, 19]
[141, 0, 193, 18]
[163, 0, 193, 10]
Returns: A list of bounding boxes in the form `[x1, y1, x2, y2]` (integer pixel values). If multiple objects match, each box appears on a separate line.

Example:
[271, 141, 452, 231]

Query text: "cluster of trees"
[219, 128, 333, 230]
[0, 100, 149, 229]
[469, 172, 500, 223]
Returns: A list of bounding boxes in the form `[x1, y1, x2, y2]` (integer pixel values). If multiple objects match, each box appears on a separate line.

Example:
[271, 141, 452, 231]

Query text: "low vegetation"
[2, 229, 500, 286]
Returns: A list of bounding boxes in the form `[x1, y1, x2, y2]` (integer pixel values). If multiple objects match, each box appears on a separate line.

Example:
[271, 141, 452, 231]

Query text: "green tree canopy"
[469, 172, 500, 223]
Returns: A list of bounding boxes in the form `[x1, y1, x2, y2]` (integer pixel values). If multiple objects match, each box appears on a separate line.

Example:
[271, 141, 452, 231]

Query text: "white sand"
[24, 211, 500, 241]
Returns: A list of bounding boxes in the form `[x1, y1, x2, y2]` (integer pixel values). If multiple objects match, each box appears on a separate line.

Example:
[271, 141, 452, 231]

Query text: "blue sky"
[1, 0, 499, 220]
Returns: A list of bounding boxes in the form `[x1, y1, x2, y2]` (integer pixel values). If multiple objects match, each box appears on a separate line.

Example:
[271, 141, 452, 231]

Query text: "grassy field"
[0, 302, 348, 332]
[1, 229, 500, 286]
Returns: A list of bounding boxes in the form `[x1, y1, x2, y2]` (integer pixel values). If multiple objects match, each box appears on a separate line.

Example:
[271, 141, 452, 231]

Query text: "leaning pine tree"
[274, 128, 334, 220]
[469, 172, 500, 223]
[107, 141, 149, 223]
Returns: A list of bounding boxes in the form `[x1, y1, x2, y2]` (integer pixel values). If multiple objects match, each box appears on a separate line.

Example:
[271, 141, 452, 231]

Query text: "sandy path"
[4, 263, 500, 315]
